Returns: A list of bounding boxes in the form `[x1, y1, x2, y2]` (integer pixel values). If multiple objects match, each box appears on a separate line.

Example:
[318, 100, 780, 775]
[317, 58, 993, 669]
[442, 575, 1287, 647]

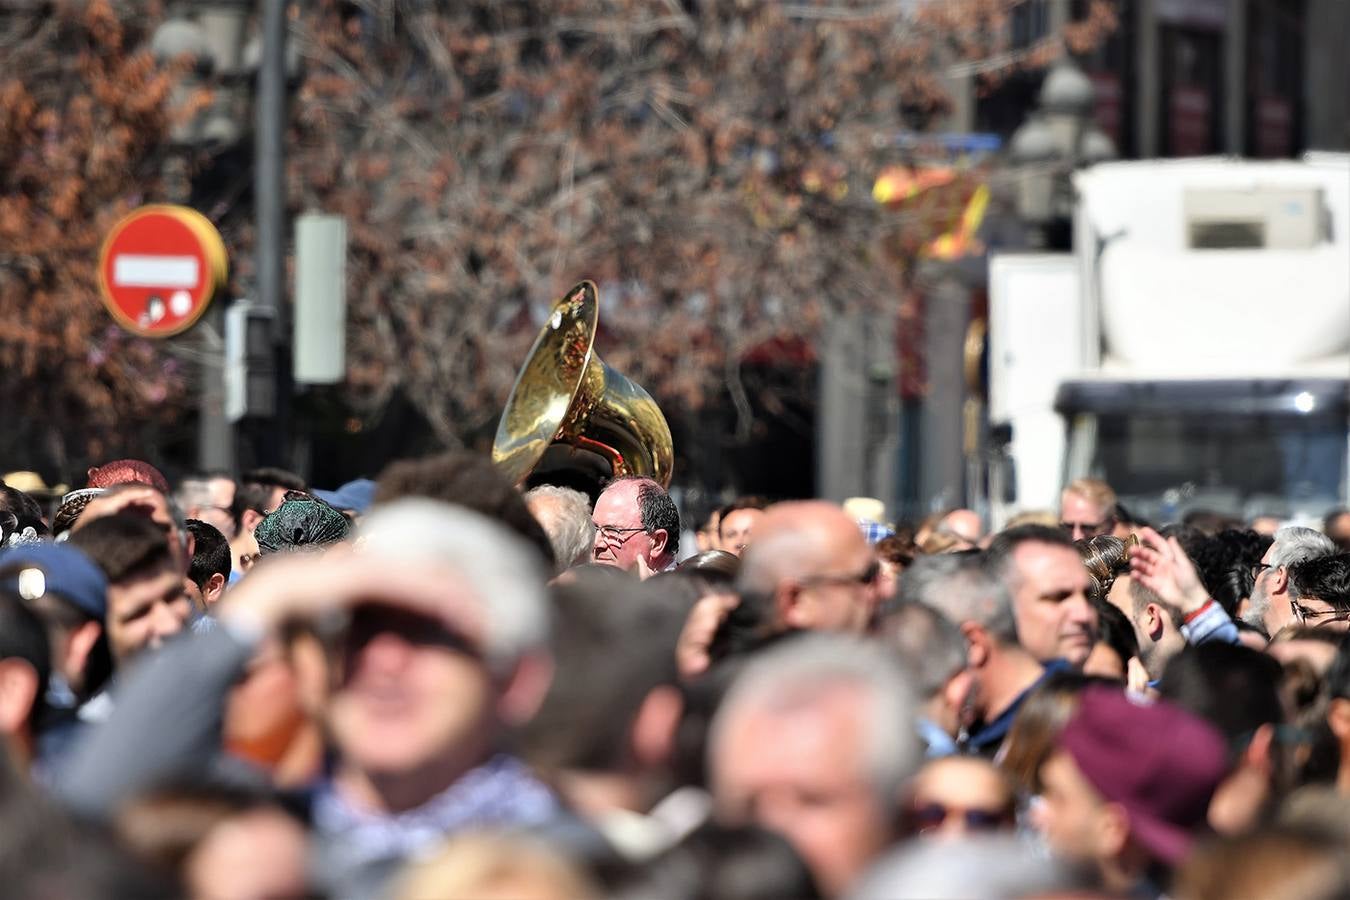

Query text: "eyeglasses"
[800, 559, 882, 589]
[1061, 519, 1112, 537]
[1291, 601, 1350, 628]
[912, 801, 1012, 834]
[596, 524, 648, 545]
[1251, 562, 1273, 580]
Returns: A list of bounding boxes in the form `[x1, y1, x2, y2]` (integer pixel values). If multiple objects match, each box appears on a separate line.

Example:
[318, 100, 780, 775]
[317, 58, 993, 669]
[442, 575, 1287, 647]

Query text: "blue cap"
[0, 542, 108, 619]
[312, 478, 376, 515]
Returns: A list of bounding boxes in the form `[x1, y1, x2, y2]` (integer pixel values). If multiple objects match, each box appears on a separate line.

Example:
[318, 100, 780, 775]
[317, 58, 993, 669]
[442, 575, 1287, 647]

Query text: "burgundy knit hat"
[1057, 685, 1229, 867]
[86, 459, 170, 493]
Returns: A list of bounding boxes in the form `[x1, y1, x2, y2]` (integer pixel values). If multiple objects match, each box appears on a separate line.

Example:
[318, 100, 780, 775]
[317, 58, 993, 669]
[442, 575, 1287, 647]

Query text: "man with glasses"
[591, 476, 680, 576]
[1241, 526, 1335, 637]
[734, 500, 883, 635]
[1285, 553, 1350, 632]
[1059, 478, 1118, 541]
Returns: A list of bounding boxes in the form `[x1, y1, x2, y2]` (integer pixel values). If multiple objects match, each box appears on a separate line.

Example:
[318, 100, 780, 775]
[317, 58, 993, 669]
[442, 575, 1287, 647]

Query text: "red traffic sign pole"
[97, 205, 228, 338]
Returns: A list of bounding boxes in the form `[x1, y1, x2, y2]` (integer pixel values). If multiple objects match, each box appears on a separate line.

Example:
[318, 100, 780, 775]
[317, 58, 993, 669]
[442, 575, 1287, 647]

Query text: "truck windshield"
[1076, 410, 1348, 521]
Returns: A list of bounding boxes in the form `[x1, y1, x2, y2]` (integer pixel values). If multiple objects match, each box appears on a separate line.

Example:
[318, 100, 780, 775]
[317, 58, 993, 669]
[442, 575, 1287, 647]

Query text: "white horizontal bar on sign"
[112, 255, 200, 289]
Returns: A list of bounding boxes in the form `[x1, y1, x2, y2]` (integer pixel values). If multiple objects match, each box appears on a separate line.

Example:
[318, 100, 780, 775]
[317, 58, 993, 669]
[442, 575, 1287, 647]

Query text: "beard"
[1242, 581, 1271, 629]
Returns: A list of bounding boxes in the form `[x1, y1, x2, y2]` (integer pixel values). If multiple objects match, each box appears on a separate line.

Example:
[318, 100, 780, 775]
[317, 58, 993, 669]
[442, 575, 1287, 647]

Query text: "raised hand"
[1128, 526, 1210, 616]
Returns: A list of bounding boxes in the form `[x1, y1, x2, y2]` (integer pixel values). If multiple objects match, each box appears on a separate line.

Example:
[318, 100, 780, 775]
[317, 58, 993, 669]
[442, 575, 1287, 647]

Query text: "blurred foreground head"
[327, 499, 552, 801]
[709, 634, 918, 897]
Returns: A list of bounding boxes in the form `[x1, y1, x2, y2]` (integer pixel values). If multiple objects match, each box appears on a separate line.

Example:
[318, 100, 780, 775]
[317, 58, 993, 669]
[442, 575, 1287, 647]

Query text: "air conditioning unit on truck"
[987, 153, 1350, 529]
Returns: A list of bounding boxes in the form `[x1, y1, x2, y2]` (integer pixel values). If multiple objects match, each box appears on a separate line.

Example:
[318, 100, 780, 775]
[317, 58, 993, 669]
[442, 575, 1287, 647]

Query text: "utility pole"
[252, 0, 289, 465]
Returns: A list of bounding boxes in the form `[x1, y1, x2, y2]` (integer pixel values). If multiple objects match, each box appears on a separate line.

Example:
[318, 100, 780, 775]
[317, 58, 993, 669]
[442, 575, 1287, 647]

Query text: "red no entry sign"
[97, 205, 228, 338]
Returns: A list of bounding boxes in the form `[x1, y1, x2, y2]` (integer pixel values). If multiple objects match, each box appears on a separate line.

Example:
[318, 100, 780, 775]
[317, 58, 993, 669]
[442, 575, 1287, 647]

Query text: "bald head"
[737, 501, 880, 634]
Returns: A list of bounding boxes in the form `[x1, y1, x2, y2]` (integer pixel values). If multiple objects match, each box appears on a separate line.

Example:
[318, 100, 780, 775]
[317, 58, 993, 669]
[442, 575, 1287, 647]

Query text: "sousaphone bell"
[492, 281, 674, 494]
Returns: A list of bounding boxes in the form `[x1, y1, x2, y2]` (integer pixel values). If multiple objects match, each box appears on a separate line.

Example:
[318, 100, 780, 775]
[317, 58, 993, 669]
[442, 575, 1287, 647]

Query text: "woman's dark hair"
[0, 486, 47, 544]
[1092, 598, 1139, 672]
[608, 823, 820, 900]
[677, 550, 740, 585]
[1076, 534, 1132, 602]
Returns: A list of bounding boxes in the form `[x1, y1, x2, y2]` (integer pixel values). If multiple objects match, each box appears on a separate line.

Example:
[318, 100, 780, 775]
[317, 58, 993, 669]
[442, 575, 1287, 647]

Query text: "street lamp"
[1009, 58, 1117, 247]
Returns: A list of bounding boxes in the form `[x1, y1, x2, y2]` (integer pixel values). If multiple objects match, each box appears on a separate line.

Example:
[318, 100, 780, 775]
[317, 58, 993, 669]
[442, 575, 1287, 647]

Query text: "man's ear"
[648, 528, 669, 558]
[630, 684, 683, 769]
[242, 509, 265, 535]
[1328, 698, 1350, 744]
[66, 619, 103, 681]
[1145, 604, 1166, 641]
[0, 659, 39, 737]
[1244, 722, 1276, 774]
[204, 572, 227, 607]
[1269, 566, 1288, 595]
[776, 581, 806, 630]
[1097, 801, 1132, 859]
[959, 621, 990, 668]
[497, 651, 555, 726]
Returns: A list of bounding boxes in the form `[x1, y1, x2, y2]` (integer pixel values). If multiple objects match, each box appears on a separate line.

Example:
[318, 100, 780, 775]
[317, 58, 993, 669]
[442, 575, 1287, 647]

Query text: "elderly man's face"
[1010, 542, 1098, 667]
[713, 686, 891, 897]
[591, 482, 653, 572]
[328, 603, 494, 790]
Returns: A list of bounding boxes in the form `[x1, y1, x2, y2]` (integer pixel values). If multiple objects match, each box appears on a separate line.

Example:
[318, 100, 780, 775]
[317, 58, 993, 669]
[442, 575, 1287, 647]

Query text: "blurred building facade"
[971, 0, 1350, 157]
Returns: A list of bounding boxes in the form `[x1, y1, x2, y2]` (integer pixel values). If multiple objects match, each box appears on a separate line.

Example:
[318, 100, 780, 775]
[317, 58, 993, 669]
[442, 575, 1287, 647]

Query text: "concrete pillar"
[918, 268, 970, 514]
[816, 313, 868, 504]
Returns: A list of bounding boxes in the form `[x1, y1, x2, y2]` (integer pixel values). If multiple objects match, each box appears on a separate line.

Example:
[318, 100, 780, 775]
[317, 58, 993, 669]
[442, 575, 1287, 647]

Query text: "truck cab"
[989, 154, 1350, 527]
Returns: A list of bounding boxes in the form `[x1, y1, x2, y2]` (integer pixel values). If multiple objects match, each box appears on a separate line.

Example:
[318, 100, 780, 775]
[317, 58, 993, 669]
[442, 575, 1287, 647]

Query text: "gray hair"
[875, 601, 967, 700]
[904, 553, 1018, 645]
[523, 485, 595, 574]
[710, 634, 920, 809]
[358, 498, 549, 670]
[1270, 526, 1336, 570]
[848, 834, 1090, 900]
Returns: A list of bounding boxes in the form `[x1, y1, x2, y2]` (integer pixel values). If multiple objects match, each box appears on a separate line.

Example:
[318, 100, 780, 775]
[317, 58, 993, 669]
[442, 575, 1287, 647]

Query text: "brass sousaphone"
[492, 281, 674, 491]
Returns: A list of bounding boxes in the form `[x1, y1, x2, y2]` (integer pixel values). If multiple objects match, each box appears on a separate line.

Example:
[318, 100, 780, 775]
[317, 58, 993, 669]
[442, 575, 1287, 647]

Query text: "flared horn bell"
[492, 281, 674, 491]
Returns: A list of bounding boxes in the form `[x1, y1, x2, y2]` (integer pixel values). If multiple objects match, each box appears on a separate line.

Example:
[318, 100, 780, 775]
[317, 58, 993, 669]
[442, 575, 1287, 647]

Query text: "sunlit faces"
[1010, 542, 1098, 667]
[712, 685, 892, 898]
[1032, 749, 1119, 867]
[719, 507, 764, 557]
[591, 482, 653, 572]
[909, 756, 1014, 840]
[106, 563, 191, 664]
[1060, 492, 1113, 541]
[326, 603, 495, 785]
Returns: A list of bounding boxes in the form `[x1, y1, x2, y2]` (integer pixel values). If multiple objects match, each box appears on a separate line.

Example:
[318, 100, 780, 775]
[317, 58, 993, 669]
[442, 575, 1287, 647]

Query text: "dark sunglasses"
[800, 559, 882, 589]
[912, 801, 1012, 834]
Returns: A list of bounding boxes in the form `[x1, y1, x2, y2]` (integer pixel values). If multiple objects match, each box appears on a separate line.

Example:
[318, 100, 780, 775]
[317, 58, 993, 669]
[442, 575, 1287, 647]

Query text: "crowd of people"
[0, 458, 1349, 899]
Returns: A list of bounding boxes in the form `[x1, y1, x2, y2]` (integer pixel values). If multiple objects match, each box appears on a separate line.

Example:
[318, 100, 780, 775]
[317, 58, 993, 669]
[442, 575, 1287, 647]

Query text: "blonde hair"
[1004, 509, 1058, 529]
[1062, 478, 1117, 513]
[393, 833, 598, 900]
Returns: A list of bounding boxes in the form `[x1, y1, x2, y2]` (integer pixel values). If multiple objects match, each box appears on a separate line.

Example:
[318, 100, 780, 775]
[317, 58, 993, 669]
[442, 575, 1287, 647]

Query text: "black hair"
[1288, 553, 1350, 611]
[519, 570, 687, 772]
[610, 475, 681, 557]
[67, 514, 175, 584]
[185, 520, 231, 591]
[1092, 598, 1139, 671]
[0, 589, 50, 732]
[985, 524, 1077, 585]
[609, 823, 820, 900]
[0, 485, 48, 542]
[1158, 643, 1284, 748]
[375, 451, 555, 571]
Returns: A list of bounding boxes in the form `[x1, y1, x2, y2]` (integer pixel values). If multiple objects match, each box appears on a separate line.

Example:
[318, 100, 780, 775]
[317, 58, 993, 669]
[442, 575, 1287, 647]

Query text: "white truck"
[987, 153, 1350, 528]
